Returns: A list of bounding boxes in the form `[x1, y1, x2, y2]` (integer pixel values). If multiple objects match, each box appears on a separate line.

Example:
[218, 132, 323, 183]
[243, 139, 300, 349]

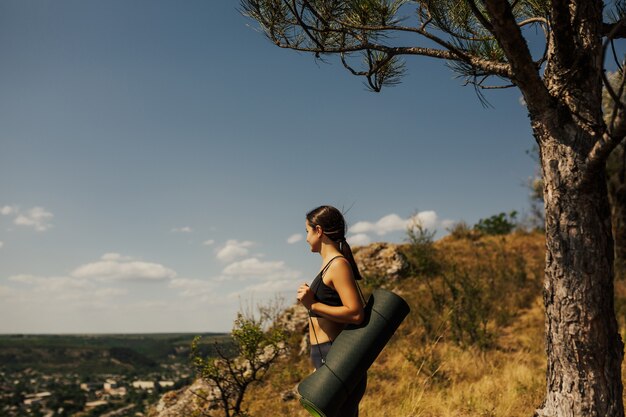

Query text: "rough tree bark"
[537, 131, 624, 416]
[528, 2, 625, 414]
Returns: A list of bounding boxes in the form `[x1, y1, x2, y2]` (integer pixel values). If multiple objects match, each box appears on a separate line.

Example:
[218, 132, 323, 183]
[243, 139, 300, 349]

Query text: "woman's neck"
[319, 241, 342, 263]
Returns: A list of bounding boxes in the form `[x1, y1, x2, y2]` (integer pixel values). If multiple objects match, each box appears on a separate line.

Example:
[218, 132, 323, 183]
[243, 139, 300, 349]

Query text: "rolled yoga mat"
[298, 288, 410, 417]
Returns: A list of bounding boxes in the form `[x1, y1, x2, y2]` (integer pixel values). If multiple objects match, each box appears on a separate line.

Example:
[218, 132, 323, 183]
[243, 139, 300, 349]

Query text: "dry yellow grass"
[245, 232, 626, 417]
[355, 294, 546, 417]
[247, 300, 546, 417]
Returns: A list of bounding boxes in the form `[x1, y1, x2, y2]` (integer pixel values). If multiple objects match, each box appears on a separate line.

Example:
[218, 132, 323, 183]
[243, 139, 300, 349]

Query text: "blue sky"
[0, 1, 538, 333]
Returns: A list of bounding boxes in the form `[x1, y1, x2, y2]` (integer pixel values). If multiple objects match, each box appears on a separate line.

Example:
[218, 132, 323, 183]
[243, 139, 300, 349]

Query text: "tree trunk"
[534, 131, 625, 417]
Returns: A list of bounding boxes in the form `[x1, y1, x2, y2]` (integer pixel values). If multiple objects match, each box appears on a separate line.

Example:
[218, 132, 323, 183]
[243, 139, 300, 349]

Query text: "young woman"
[296, 205, 367, 417]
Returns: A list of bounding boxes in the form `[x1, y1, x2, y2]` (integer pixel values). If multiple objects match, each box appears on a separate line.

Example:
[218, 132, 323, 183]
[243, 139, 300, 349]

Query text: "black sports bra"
[309, 256, 345, 318]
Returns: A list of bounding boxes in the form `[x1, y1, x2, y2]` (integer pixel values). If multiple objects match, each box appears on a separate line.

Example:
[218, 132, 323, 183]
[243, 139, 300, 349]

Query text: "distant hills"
[0, 333, 231, 376]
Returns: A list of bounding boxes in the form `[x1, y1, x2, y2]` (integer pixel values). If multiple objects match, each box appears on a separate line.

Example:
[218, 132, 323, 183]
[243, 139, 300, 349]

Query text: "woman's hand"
[297, 283, 315, 310]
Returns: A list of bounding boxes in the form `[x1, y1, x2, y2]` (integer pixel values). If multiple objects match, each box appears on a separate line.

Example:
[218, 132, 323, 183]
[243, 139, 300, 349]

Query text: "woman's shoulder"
[325, 256, 352, 279]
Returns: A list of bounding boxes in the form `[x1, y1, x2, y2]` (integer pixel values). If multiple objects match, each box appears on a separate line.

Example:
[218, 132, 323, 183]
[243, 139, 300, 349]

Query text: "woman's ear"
[315, 225, 323, 237]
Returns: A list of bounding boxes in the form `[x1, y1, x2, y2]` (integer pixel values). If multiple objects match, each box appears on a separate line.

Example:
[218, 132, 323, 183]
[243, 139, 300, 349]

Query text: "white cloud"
[8, 275, 90, 292]
[92, 287, 128, 297]
[222, 257, 294, 279]
[350, 211, 440, 236]
[0, 270, 131, 332]
[169, 278, 215, 300]
[8, 274, 40, 284]
[170, 278, 212, 290]
[0, 285, 16, 298]
[345, 211, 457, 244]
[347, 233, 372, 246]
[410, 211, 439, 230]
[441, 219, 456, 230]
[351, 213, 409, 235]
[287, 233, 303, 244]
[0, 257, 231, 333]
[9, 206, 54, 231]
[1, 206, 16, 216]
[171, 226, 193, 233]
[101, 253, 133, 262]
[218, 258, 303, 300]
[71, 253, 177, 281]
[216, 240, 254, 262]
[234, 279, 301, 296]
[203, 239, 215, 246]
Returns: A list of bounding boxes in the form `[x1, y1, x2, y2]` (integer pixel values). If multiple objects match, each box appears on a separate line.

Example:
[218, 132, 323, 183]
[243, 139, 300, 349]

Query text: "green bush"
[473, 211, 518, 236]
[403, 221, 441, 278]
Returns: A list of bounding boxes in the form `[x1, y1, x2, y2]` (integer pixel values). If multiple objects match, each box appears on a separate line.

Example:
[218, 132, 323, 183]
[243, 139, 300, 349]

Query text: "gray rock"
[353, 242, 409, 282]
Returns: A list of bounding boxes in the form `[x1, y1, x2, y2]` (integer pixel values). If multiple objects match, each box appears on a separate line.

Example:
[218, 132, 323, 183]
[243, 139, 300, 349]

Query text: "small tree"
[404, 217, 441, 277]
[191, 299, 288, 417]
[473, 210, 518, 235]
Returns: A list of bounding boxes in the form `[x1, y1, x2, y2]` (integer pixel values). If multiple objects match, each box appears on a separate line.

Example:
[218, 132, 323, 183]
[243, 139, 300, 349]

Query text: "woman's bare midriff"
[309, 316, 346, 344]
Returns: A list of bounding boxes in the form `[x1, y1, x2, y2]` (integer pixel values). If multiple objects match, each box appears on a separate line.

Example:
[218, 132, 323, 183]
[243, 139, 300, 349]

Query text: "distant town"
[0, 366, 190, 416]
[0, 333, 231, 417]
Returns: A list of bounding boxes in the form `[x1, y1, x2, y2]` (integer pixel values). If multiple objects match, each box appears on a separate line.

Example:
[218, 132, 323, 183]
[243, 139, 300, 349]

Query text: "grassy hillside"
[241, 231, 626, 417]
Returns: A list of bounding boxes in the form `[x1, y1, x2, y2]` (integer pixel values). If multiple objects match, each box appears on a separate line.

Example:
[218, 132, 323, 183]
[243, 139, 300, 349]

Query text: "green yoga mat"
[298, 288, 410, 417]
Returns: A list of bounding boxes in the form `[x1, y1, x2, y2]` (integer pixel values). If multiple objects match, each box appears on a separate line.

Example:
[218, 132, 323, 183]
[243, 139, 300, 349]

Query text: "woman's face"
[305, 220, 322, 253]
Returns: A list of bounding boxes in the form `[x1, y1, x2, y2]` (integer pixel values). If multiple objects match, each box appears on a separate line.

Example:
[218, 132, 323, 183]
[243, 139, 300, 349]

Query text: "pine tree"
[240, 1, 626, 415]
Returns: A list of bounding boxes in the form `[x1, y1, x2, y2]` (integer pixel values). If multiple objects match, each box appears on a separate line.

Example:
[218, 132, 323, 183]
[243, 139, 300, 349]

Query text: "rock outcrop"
[353, 242, 409, 282]
[147, 378, 216, 417]
[275, 303, 310, 356]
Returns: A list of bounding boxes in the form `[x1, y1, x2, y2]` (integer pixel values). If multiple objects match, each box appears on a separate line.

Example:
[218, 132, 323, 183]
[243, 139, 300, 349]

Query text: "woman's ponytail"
[338, 237, 363, 281]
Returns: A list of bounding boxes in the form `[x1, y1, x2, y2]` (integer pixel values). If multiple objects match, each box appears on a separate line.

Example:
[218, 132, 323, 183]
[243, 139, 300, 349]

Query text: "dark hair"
[306, 205, 363, 280]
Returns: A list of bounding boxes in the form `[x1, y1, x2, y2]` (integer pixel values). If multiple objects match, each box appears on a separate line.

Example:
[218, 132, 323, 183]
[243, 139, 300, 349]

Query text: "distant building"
[108, 387, 127, 397]
[158, 381, 174, 388]
[23, 397, 43, 406]
[132, 381, 155, 390]
[23, 392, 51, 405]
[80, 382, 101, 392]
[103, 379, 118, 391]
[85, 400, 108, 408]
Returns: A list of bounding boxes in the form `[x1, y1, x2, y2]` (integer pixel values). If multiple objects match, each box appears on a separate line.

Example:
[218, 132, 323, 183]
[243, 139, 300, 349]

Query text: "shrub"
[473, 211, 518, 236]
[191, 299, 289, 417]
[405, 333, 448, 385]
[403, 220, 441, 278]
[412, 238, 536, 349]
[447, 221, 481, 240]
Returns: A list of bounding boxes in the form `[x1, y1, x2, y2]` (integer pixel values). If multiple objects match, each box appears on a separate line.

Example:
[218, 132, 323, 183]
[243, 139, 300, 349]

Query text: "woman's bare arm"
[298, 259, 364, 324]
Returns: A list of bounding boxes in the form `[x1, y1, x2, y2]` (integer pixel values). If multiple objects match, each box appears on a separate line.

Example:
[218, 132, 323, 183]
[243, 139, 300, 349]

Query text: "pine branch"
[586, 127, 626, 177]
[467, 0, 495, 34]
[242, 0, 513, 87]
[483, 0, 553, 115]
[587, 18, 626, 176]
